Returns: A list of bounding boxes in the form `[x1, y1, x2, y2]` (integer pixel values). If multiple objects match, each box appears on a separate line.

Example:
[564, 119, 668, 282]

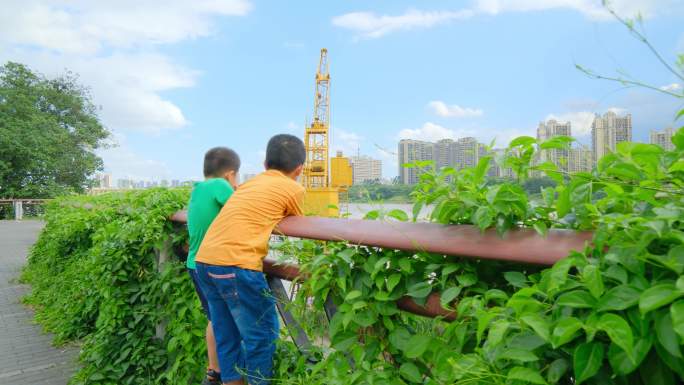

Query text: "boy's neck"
[268, 168, 298, 180]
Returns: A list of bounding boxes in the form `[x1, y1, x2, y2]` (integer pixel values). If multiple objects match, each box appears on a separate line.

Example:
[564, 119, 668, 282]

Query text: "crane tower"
[302, 48, 331, 189]
[301, 49, 352, 216]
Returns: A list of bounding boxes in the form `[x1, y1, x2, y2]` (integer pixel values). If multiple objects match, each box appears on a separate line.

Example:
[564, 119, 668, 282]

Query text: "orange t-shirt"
[195, 169, 305, 271]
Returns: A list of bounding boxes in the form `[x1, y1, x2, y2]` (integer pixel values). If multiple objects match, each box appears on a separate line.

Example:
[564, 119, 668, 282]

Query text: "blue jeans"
[196, 263, 279, 384]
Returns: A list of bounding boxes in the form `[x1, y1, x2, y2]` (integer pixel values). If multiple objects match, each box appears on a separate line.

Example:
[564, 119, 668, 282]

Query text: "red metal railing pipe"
[171, 210, 592, 266]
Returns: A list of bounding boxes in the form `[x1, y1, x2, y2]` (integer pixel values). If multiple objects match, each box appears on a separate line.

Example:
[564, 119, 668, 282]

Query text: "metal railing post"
[14, 200, 23, 221]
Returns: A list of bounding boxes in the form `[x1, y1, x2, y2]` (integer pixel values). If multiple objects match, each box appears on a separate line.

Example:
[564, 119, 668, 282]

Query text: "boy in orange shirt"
[195, 134, 306, 385]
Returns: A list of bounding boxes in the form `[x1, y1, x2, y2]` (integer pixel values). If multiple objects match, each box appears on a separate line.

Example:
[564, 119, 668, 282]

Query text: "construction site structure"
[301, 48, 351, 217]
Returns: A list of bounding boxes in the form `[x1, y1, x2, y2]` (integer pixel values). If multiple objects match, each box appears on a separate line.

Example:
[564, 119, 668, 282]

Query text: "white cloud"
[427, 100, 484, 118]
[398, 122, 467, 142]
[0, 0, 251, 135]
[0, 0, 252, 177]
[660, 83, 683, 92]
[332, 128, 364, 155]
[0, 0, 252, 54]
[333, 0, 677, 38]
[545, 111, 596, 137]
[607, 106, 629, 115]
[474, 0, 667, 20]
[2, 49, 198, 134]
[332, 9, 474, 38]
[99, 134, 171, 181]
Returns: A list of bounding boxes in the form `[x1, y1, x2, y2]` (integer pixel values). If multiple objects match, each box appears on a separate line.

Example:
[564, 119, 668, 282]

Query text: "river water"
[344, 202, 432, 220]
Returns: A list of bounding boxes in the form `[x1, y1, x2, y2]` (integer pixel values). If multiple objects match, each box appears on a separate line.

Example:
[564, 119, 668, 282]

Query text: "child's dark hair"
[265, 134, 306, 173]
[203, 147, 240, 177]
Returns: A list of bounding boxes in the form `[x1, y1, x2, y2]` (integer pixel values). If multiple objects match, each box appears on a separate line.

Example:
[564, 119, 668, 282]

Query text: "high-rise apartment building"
[94, 173, 112, 189]
[434, 139, 454, 170]
[398, 139, 434, 184]
[453, 137, 486, 170]
[398, 137, 490, 184]
[592, 111, 632, 161]
[650, 127, 675, 151]
[537, 119, 572, 172]
[350, 155, 382, 185]
[568, 145, 593, 173]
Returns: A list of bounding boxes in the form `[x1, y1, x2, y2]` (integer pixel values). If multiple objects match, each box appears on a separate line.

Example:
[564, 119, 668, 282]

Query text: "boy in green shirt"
[187, 147, 240, 385]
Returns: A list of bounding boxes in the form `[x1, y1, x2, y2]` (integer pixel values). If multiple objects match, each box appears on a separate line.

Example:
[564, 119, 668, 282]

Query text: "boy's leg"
[196, 263, 246, 384]
[230, 268, 279, 385]
[188, 268, 221, 379]
[206, 322, 219, 375]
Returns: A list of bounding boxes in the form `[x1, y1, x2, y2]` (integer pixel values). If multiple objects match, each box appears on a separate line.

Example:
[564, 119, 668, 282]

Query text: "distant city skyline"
[397, 109, 675, 184]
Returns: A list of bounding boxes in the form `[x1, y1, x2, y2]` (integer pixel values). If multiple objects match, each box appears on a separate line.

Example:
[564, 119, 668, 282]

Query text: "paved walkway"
[0, 221, 78, 385]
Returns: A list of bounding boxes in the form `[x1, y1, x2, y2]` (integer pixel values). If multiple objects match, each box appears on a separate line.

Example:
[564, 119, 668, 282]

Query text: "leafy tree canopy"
[0, 62, 110, 198]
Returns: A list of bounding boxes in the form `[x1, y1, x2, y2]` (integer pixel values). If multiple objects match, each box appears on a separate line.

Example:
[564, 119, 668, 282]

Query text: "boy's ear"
[224, 170, 238, 189]
[292, 164, 304, 177]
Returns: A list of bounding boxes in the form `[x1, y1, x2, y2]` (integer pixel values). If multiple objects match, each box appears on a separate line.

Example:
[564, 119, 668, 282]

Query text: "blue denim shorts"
[187, 268, 211, 321]
[196, 263, 279, 385]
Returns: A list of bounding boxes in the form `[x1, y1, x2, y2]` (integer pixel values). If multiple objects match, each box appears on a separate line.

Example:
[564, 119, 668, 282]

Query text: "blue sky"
[1, 0, 683, 181]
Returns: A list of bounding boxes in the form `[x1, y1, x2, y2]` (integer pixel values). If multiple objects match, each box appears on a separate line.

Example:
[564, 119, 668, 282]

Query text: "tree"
[0, 62, 110, 198]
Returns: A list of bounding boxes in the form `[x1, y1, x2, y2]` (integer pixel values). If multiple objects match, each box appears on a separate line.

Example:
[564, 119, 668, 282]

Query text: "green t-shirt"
[186, 178, 234, 269]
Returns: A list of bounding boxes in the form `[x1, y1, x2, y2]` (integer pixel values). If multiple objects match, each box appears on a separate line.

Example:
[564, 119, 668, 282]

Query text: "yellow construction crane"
[301, 48, 352, 216]
[302, 48, 331, 189]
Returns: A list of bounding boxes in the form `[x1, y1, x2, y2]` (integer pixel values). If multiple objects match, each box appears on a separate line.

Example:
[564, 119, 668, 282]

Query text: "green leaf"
[597, 285, 640, 312]
[389, 327, 411, 350]
[640, 284, 683, 314]
[498, 348, 539, 362]
[521, 314, 551, 342]
[509, 136, 537, 148]
[597, 313, 634, 360]
[457, 273, 477, 287]
[386, 273, 402, 292]
[551, 317, 583, 348]
[547, 257, 574, 293]
[507, 366, 548, 384]
[337, 248, 356, 264]
[474, 156, 492, 184]
[670, 300, 684, 340]
[556, 290, 596, 309]
[398, 258, 412, 273]
[345, 290, 362, 301]
[504, 271, 528, 288]
[573, 342, 605, 384]
[533, 222, 548, 237]
[440, 286, 462, 307]
[477, 311, 497, 345]
[608, 338, 652, 376]
[487, 319, 510, 347]
[399, 362, 422, 383]
[404, 335, 432, 358]
[582, 265, 604, 298]
[547, 359, 569, 384]
[406, 282, 432, 299]
[655, 311, 683, 358]
[387, 209, 408, 222]
[603, 265, 628, 284]
[442, 263, 461, 277]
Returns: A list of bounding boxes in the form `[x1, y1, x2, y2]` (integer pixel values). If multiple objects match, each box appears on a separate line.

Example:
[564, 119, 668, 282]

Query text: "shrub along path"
[0, 220, 77, 385]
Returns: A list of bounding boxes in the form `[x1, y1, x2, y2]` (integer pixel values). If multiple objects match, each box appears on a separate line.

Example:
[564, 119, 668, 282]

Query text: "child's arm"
[286, 189, 305, 216]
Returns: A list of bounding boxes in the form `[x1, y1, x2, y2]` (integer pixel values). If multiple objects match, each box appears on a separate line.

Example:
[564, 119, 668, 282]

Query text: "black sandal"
[201, 369, 221, 385]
